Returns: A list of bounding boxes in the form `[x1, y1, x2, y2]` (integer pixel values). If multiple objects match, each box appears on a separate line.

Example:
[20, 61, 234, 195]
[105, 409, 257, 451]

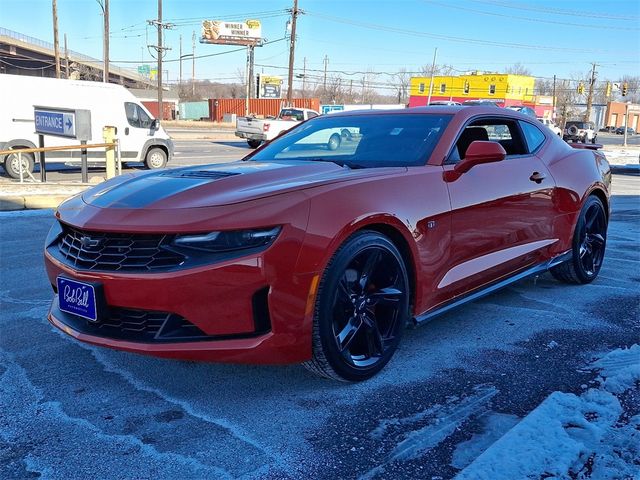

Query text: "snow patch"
[450, 413, 520, 470]
[456, 344, 640, 480]
[591, 344, 640, 394]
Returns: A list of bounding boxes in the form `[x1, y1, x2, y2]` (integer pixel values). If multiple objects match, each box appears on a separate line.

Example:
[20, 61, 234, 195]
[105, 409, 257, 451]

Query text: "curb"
[0, 193, 80, 211]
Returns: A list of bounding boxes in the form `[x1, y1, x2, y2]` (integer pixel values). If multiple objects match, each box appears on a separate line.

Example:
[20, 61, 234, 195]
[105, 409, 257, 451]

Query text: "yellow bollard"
[102, 126, 117, 179]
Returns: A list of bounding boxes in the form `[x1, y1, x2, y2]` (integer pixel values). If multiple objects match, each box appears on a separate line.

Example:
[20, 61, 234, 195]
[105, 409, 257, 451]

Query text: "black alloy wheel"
[304, 231, 409, 381]
[552, 195, 607, 284]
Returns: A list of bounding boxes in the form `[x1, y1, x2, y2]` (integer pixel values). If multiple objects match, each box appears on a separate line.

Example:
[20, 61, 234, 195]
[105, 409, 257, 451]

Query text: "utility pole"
[302, 56, 307, 98]
[179, 34, 182, 84]
[192, 31, 196, 96]
[52, 0, 61, 78]
[64, 33, 69, 79]
[102, 0, 110, 82]
[286, 0, 299, 105]
[426, 47, 438, 106]
[585, 62, 597, 123]
[552, 74, 556, 119]
[323, 54, 329, 92]
[248, 45, 255, 98]
[147, 0, 172, 123]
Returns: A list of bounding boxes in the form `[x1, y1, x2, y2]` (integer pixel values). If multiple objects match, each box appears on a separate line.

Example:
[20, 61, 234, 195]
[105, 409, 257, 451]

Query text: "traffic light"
[577, 82, 585, 94]
[605, 81, 612, 96]
[622, 82, 629, 96]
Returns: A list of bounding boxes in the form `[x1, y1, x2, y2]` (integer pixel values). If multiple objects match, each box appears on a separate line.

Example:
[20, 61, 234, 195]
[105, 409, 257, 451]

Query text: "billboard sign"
[201, 19, 261, 46]
[321, 105, 345, 114]
[258, 75, 283, 99]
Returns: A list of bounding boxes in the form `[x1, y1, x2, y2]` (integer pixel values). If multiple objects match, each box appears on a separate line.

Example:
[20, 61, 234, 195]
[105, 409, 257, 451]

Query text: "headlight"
[172, 226, 281, 253]
[45, 220, 63, 248]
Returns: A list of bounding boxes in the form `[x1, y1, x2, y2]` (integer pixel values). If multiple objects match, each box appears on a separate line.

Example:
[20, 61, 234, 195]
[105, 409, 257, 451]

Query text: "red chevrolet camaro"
[44, 106, 611, 381]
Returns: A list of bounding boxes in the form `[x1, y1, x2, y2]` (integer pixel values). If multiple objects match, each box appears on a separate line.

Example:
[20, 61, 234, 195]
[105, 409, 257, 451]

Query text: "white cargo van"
[0, 74, 173, 178]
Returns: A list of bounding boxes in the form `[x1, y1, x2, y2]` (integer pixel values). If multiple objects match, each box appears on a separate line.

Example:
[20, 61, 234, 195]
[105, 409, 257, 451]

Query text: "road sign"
[321, 105, 345, 115]
[33, 106, 91, 141]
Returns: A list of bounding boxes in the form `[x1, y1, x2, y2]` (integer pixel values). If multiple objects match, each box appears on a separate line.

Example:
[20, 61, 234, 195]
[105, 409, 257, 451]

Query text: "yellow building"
[409, 72, 536, 107]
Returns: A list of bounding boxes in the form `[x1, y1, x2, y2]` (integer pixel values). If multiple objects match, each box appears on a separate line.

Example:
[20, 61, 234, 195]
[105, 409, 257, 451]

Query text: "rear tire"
[145, 147, 167, 169]
[247, 140, 262, 149]
[3, 149, 35, 179]
[551, 196, 607, 284]
[303, 231, 409, 381]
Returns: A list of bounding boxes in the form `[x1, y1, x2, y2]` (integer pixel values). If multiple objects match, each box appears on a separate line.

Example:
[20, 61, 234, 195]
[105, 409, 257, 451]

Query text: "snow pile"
[591, 344, 640, 394]
[602, 147, 640, 166]
[456, 345, 640, 480]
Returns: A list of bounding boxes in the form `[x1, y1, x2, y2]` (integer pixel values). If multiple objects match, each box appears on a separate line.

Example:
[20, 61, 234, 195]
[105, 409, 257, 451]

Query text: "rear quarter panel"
[538, 137, 611, 251]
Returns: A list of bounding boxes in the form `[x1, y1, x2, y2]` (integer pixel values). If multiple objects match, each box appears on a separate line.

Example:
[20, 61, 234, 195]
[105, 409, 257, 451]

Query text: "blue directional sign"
[321, 105, 345, 115]
[34, 109, 76, 138]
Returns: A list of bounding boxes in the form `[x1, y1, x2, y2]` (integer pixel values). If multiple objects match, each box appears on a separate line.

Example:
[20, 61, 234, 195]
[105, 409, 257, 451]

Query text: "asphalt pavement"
[0, 174, 637, 479]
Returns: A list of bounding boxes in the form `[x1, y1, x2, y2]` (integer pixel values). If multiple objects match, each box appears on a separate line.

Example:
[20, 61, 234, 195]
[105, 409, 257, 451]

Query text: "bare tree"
[505, 63, 532, 76]
[395, 68, 410, 104]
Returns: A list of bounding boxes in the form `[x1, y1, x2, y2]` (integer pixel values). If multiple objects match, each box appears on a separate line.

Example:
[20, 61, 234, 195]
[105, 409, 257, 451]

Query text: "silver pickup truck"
[235, 107, 320, 148]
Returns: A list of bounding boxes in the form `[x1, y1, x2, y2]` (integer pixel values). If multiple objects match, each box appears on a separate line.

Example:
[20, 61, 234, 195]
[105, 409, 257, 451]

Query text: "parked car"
[235, 107, 319, 148]
[0, 74, 173, 179]
[563, 121, 597, 144]
[462, 99, 502, 107]
[45, 106, 611, 381]
[615, 126, 635, 135]
[506, 106, 537, 118]
[537, 118, 562, 136]
[429, 100, 461, 106]
[599, 126, 616, 133]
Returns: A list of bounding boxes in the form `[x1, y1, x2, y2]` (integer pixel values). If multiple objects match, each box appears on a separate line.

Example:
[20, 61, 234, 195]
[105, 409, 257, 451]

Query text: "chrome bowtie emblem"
[80, 236, 102, 249]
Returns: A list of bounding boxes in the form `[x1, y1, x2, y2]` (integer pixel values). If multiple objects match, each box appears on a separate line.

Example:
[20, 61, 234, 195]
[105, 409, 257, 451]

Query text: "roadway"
[0, 173, 638, 479]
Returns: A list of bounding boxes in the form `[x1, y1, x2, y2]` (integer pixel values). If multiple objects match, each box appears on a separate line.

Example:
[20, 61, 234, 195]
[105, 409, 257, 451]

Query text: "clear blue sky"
[1, 0, 639, 92]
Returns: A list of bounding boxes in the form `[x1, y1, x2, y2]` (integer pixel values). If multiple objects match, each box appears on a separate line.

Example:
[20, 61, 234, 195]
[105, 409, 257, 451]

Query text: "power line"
[303, 11, 614, 53]
[469, 0, 640, 21]
[423, 0, 639, 31]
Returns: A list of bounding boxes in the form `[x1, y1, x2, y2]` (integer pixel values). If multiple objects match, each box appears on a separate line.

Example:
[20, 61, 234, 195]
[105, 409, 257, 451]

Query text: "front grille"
[58, 225, 185, 272]
[56, 305, 208, 342]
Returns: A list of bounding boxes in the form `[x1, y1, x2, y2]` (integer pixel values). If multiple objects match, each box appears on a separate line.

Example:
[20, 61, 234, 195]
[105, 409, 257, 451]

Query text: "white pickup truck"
[235, 107, 320, 148]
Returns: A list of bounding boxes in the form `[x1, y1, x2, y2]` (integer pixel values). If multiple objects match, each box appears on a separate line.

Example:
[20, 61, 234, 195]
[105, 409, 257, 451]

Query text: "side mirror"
[444, 141, 506, 181]
[150, 119, 159, 130]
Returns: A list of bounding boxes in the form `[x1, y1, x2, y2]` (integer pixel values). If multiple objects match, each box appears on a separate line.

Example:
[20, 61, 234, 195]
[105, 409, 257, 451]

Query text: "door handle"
[530, 171, 546, 184]
[125, 127, 130, 135]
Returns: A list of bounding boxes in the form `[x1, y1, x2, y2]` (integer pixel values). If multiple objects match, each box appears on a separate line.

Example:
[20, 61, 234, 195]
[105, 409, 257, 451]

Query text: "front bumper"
[44, 240, 316, 364]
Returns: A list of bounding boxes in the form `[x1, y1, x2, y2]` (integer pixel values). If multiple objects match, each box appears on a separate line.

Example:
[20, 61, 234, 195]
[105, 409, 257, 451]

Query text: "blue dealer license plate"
[57, 277, 98, 322]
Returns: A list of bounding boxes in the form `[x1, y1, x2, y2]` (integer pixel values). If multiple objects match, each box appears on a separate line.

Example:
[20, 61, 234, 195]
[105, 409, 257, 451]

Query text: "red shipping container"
[208, 98, 320, 122]
[142, 101, 175, 121]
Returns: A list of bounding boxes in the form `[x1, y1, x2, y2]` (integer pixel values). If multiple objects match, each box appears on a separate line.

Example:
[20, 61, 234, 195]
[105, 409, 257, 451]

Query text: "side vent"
[252, 287, 272, 334]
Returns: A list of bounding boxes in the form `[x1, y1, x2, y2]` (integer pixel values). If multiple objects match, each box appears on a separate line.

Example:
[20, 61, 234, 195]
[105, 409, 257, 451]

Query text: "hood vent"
[160, 170, 240, 180]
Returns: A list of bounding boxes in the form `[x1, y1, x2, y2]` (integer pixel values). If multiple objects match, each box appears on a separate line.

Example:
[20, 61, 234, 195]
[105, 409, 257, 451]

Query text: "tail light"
[263, 123, 270, 132]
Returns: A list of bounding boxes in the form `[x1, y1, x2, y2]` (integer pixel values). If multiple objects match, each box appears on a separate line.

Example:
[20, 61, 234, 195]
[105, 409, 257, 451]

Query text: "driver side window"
[448, 118, 527, 163]
[125, 102, 153, 128]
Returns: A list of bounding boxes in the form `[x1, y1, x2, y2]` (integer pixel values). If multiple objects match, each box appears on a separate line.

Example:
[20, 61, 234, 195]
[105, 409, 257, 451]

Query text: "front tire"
[145, 147, 167, 169]
[303, 231, 410, 381]
[551, 195, 607, 284]
[327, 133, 341, 151]
[3, 149, 35, 179]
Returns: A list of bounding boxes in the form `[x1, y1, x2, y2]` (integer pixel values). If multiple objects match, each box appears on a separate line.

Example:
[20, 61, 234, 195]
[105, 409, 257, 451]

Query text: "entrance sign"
[34, 106, 92, 141]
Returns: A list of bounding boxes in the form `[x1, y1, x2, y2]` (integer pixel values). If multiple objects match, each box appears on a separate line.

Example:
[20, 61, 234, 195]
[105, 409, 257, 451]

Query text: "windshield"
[249, 113, 452, 168]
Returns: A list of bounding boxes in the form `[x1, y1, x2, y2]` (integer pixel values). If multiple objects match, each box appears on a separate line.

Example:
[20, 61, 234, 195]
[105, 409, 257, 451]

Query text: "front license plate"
[57, 276, 98, 322]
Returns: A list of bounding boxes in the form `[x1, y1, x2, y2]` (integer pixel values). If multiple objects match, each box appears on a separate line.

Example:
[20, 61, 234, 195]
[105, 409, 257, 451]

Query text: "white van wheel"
[3, 151, 35, 179]
[145, 147, 167, 169]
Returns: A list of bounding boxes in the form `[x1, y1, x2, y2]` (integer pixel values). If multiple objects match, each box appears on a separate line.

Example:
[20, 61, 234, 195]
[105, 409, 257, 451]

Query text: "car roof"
[323, 105, 537, 122]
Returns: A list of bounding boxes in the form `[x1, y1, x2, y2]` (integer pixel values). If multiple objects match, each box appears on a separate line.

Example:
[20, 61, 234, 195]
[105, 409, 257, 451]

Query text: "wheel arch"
[357, 223, 418, 313]
[2, 139, 37, 156]
[587, 187, 609, 220]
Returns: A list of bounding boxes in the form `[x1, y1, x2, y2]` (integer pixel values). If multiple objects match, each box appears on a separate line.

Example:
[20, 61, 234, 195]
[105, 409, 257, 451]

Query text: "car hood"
[82, 160, 402, 210]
